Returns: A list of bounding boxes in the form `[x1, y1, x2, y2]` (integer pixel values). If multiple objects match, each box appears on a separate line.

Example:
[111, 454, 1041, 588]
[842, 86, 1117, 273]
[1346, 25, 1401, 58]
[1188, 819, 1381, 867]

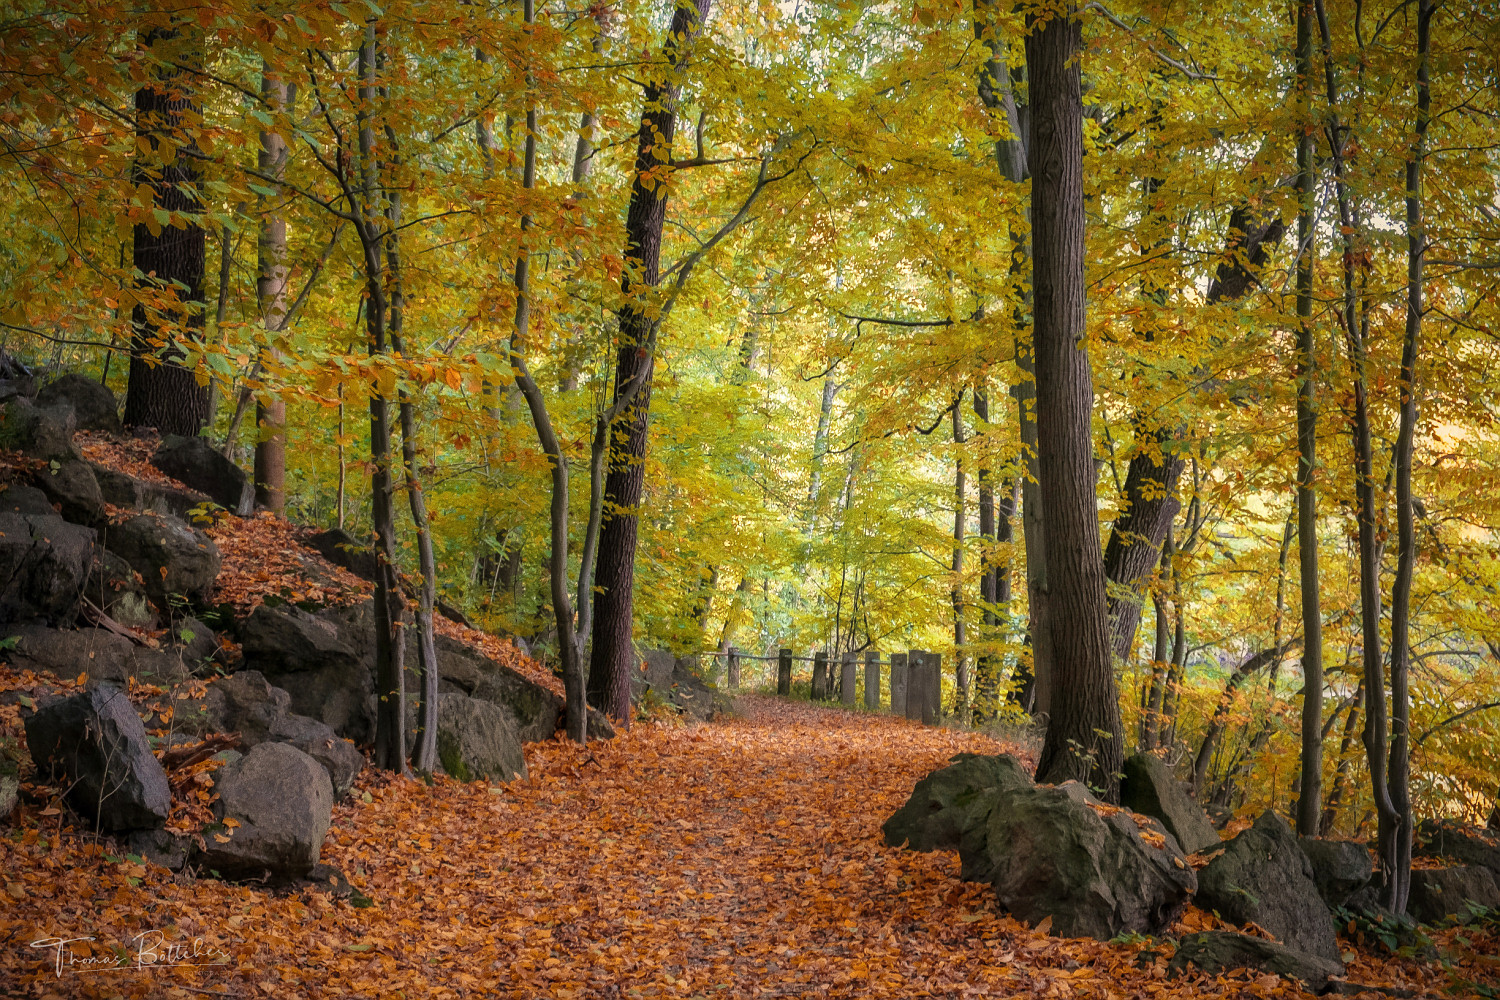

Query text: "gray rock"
[0, 512, 95, 624]
[2, 623, 192, 687]
[152, 435, 253, 515]
[34, 458, 105, 526]
[0, 398, 79, 461]
[1168, 931, 1344, 990]
[240, 602, 361, 674]
[1, 483, 58, 516]
[122, 827, 190, 871]
[1407, 866, 1500, 925]
[240, 603, 371, 741]
[168, 615, 221, 664]
[631, 648, 731, 722]
[1416, 819, 1500, 877]
[104, 512, 221, 607]
[961, 780, 1197, 939]
[91, 464, 206, 519]
[193, 742, 332, 879]
[36, 373, 121, 433]
[85, 549, 156, 628]
[883, 752, 1033, 853]
[433, 632, 562, 743]
[306, 527, 378, 579]
[24, 684, 170, 831]
[433, 692, 527, 782]
[1196, 810, 1340, 963]
[1120, 753, 1220, 855]
[1298, 837, 1373, 909]
[203, 671, 363, 800]
[0, 754, 18, 819]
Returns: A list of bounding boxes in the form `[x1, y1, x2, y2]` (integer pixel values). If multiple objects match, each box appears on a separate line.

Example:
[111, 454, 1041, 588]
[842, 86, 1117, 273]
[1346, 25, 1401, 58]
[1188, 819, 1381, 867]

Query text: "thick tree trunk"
[1025, 5, 1124, 802]
[124, 26, 211, 436]
[1293, 0, 1326, 838]
[254, 63, 289, 512]
[588, 0, 714, 723]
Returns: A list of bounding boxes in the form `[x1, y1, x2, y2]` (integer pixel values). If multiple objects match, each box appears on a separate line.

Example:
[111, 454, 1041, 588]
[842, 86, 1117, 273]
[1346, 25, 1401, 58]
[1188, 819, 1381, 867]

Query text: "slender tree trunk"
[1192, 641, 1302, 797]
[1026, 4, 1124, 802]
[254, 63, 289, 512]
[124, 25, 211, 436]
[973, 388, 1001, 718]
[1294, 0, 1326, 838]
[1386, 0, 1432, 913]
[807, 376, 838, 511]
[1321, 683, 1364, 836]
[952, 405, 968, 720]
[588, 0, 714, 723]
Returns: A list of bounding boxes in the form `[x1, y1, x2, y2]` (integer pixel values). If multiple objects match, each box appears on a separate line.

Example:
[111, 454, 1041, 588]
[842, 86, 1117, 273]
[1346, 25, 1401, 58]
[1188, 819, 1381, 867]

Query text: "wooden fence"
[703, 647, 944, 724]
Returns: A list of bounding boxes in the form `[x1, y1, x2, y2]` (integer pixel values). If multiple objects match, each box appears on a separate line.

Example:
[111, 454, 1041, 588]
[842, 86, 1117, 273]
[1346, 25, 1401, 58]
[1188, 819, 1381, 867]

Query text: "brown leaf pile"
[3, 696, 1496, 999]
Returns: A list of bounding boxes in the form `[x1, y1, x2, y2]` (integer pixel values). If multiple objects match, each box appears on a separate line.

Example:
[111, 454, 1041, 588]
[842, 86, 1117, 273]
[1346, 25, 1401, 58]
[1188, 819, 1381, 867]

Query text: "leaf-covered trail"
[5, 696, 1499, 998]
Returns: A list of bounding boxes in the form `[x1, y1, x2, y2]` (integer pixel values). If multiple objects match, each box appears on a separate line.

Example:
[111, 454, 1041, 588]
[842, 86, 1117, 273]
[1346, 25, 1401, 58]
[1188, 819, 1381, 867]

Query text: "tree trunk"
[1321, 683, 1364, 836]
[1292, 0, 1326, 838]
[973, 388, 1001, 719]
[1026, 4, 1124, 802]
[807, 376, 838, 510]
[588, 0, 714, 723]
[1192, 640, 1302, 797]
[124, 25, 211, 436]
[952, 405, 969, 720]
[254, 62, 289, 513]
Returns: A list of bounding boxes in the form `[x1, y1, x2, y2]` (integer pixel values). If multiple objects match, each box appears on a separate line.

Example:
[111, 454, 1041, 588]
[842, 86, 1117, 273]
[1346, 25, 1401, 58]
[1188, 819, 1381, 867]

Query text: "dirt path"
[5, 696, 1493, 998]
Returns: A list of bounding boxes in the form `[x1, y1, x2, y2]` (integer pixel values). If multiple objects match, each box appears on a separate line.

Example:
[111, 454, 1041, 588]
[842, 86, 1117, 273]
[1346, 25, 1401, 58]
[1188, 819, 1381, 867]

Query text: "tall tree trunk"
[1192, 640, 1302, 797]
[1293, 0, 1326, 838]
[1321, 683, 1364, 836]
[807, 376, 838, 510]
[588, 0, 714, 723]
[124, 25, 211, 436]
[254, 63, 288, 512]
[1025, 4, 1124, 802]
[952, 405, 968, 720]
[973, 387, 1007, 718]
[1386, 0, 1433, 914]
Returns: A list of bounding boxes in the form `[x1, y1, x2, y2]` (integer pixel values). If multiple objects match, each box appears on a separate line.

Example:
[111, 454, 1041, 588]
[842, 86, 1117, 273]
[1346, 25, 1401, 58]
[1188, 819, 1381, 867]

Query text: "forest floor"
[4, 696, 1500, 999]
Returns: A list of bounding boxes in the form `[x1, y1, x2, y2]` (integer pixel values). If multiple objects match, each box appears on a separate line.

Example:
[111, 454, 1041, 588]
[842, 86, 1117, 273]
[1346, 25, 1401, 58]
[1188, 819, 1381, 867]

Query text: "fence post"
[922, 652, 941, 725]
[864, 650, 880, 710]
[727, 646, 740, 690]
[905, 649, 926, 722]
[812, 650, 828, 700]
[777, 648, 792, 696]
[890, 652, 908, 716]
[840, 652, 857, 707]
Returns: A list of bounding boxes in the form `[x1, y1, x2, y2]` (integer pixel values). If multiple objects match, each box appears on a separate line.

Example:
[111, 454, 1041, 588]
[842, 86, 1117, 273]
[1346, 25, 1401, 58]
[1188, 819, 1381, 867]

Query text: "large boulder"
[883, 753, 1032, 854]
[1298, 837, 1373, 909]
[36, 373, 121, 433]
[1416, 819, 1500, 877]
[91, 464, 206, 519]
[1168, 931, 1344, 990]
[239, 603, 372, 742]
[2, 483, 57, 516]
[1120, 753, 1220, 855]
[193, 742, 333, 879]
[104, 512, 221, 607]
[85, 549, 156, 628]
[195, 670, 363, 800]
[1196, 810, 1340, 963]
[152, 435, 253, 515]
[960, 781, 1197, 939]
[0, 398, 79, 461]
[632, 649, 731, 722]
[34, 458, 105, 525]
[0, 512, 94, 624]
[306, 527, 378, 580]
[24, 684, 170, 831]
[1407, 866, 1500, 925]
[435, 632, 563, 743]
[433, 692, 527, 782]
[2, 623, 193, 687]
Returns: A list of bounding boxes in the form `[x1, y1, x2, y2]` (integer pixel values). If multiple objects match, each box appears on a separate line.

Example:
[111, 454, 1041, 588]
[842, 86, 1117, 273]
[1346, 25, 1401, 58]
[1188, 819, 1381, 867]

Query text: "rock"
[91, 464, 206, 519]
[960, 780, 1197, 939]
[193, 742, 333, 879]
[1407, 866, 1500, 925]
[36, 373, 121, 433]
[240, 602, 362, 673]
[168, 615, 221, 664]
[431, 629, 564, 743]
[631, 649, 731, 722]
[197, 671, 363, 801]
[637, 648, 677, 692]
[2, 623, 191, 686]
[1298, 837, 1373, 909]
[0, 398, 79, 461]
[24, 684, 171, 831]
[306, 527, 378, 579]
[33, 457, 105, 526]
[0, 754, 19, 818]
[1196, 810, 1340, 963]
[152, 435, 253, 515]
[85, 549, 156, 628]
[1416, 819, 1500, 877]
[122, 828, 191, 872]
[1168, 931, 1344, 989]
[1120, 753, 1221, 856]
[1, 483, 58, 516]
[0, 512, 95, 624]
[433, 692, 527, 782]
[883, 752, 1033, 853]
[104, 512, 221, 607]
[239, 603, 371, 741]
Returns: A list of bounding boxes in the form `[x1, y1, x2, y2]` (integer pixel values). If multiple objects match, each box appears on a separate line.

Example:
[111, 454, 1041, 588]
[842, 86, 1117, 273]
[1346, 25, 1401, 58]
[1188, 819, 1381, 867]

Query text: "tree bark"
[952, 405, 968, 720]
[587, 0, 714, 723]
[124, 25, 211, 436]
[1025, 4, 1125, 802]
[254, 62, 288, 512]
